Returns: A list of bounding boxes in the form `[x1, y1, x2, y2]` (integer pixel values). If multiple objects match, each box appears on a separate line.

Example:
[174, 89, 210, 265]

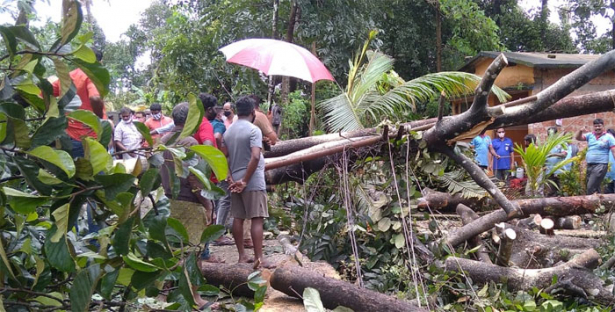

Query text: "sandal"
[212, 236, 234, 246]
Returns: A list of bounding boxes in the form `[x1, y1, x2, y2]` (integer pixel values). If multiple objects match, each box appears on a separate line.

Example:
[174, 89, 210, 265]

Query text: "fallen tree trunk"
[200, 263, 268, 298]
[418, 188, 490, 210]
[457, 204, 492, 263]
[270, 266, 428, 312]
[445, 194, 615, 247]
[446, 249, 614, 305]
[509, 226, 602, 269]
[263, 89, 615, 185]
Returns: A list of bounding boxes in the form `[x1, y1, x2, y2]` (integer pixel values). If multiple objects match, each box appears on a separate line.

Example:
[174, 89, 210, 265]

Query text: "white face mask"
[122, 117, 133, 124]
[153, 113, 162, 120]
[498, 133, 505, 138]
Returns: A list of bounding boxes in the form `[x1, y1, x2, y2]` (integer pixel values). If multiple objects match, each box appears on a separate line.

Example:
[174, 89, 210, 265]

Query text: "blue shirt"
[210, 119, 226, 136]
[491, 137, 513, 170]
[607, 153, 615, 181]
[470, 135, 491, 167]
[585, 132, 615, 164]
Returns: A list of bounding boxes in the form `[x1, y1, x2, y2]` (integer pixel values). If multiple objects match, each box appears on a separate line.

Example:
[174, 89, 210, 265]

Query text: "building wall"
[528, 68, 615, 145]
[474, 59, 535, 89]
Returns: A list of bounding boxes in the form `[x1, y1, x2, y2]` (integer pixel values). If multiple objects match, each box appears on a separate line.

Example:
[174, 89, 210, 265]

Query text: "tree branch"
[0, 50, 69, 62]
[470, 53, 508, 114]
[439, 146, 520, 216]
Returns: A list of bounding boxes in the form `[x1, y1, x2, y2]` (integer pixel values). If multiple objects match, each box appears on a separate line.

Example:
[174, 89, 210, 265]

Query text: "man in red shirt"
[145, 103, 173, 140]
[52, 50, 105, 158]
[195, 93, 217, 147]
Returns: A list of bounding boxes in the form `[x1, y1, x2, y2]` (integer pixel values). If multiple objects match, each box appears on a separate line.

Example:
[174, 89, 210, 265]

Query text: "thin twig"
[0, 175, 23, 183]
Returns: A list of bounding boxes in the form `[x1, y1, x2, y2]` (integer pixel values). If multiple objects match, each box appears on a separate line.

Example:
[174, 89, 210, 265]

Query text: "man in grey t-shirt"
[223, 96, 271, 268]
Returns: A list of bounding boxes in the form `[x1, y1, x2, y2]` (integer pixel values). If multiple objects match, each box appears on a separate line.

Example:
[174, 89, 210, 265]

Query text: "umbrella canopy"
[219, 38, 335, 83]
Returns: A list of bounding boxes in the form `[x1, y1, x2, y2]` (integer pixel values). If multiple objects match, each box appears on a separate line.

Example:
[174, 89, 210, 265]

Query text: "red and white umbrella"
[219, 38, 334, 83]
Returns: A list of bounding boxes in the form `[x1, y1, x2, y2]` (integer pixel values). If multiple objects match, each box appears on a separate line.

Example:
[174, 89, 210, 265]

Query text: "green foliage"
[559, 147, 587, 196]
[0, 2, 232, 310]
[513, 133, 576, 196]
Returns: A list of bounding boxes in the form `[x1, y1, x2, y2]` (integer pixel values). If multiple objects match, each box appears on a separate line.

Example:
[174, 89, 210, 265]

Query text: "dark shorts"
[231, 190, 268, 219]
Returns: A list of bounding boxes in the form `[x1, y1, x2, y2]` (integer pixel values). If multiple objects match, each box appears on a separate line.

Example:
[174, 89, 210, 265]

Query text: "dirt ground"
[208, 234, 341, 311]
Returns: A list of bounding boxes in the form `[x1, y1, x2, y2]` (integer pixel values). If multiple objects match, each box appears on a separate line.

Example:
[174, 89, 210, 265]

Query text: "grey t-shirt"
[223, 119, 266, 191]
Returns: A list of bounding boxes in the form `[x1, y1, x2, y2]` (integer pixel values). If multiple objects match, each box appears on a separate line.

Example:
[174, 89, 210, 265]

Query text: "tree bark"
[457, 204, 492, 263]
[270, 266, 429, 311]
[200, 263, 268, 298]
[508, 226, 602, 269]
[445, 194, 615, 247]
[446, 249, 615, 305]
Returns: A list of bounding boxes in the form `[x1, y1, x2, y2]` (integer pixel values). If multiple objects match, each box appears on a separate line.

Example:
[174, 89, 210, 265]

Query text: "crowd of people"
[470, 118, 615, 195]
[57, 49, 279, 269]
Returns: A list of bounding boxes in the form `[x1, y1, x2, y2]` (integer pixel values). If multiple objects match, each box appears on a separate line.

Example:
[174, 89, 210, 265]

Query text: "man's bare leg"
[233, 218, 249, 263]
[251, 217, 273, 268]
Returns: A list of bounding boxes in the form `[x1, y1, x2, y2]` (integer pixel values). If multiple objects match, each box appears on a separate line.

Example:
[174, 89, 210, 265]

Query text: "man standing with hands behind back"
[576, 118, 615, 194]
[489, 127, 515, 180]
[224, 96, 272, 268]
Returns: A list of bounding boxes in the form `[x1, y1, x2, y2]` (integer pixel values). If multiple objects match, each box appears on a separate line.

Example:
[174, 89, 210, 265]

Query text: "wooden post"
[309, 42, 317, 136]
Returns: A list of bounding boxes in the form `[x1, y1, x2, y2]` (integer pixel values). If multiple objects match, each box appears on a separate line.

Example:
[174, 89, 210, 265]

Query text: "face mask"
[224, 111, 232, 117]
[122, 117, 133, 124]
[498, 133, 505, 138]
[153, 113, 162, 120]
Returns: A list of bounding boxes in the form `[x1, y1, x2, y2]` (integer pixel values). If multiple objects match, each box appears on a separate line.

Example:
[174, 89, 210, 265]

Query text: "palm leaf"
[436, 171, 487, 199]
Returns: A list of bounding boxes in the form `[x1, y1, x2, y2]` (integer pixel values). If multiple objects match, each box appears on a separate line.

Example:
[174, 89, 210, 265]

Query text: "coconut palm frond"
[437, 171, 487, 199]
[318, 93, 365, 132]
[374, 72, 510, 114]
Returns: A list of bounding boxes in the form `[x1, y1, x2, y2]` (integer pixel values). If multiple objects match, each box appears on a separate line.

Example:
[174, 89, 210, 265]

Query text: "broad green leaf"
[14, 157, 52, 195]
[0, 102, 25, 119]
[27, 146, 76, 178]
[188, 166, 211, 190]
[46, 96, 59, 119]
[31, 116, 67, 148]
[377, 217, 391, 232]
[72, 44, 96, 63]
[34, 293, 63, 307]
[131, 271, 162, 291]
[52, 57, 71, 98]
[83, 137, 112, 174]
[60, 1, 83, 47]
[74, 157, 94, 180]
[148, 215, 168, 246]
[100, 120, 112, 146]
[134, 121, 153, 147]
[200, 224, 225, 244]
[50, 204, 70, 243]
[189, 145, 228, 181]
[166, 217, 189, 244]
[3, 187, 48, 214]
[303, 287, 325, 312]
[0, 26, 17, 58]
[14, 80, 40, 95]
[113, 216, 134, 255]
[77, 31, 94, 44]
[178, 266, 196, 308]
[44, 226, 75, 272]
[117, 268, 134, 286]
[69, 110, 101, 138]
[393, 233, 405, 249]
[37, 169, 63, 185]
[96, 191, 133, 224]
[185, 253, 205, 286]
[0, 113, 6, 143]
[200, 183, 225, 200]
[32, 256, 45, 289]
[11, 118, 31, 149]
[94, 173, 135, 201]
[123, 252, 160, 272]
[71, 58, 110, 97]
[69, 264, 102, 312]
[139, 168, 160, 196]
[9, 25, 40, 50]
[100, 269, 120, 300]
[0, 236, 16, 280]
[17, 59, 38, 74]
[179, 93, 203, 140]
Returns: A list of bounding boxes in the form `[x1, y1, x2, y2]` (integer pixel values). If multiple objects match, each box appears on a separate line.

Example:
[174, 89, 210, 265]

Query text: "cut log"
[513, 214, 542, 230]
[456, 204, 491, 263]
[508, 226, 601, 269]
[270, 266, 428, 312]
[540, 218, 555, 235]
[446, 249, 614, 305]
[495, 224, 516, 266]
[200, 263, 269, 298]
[417, 188, 489, 211]
[554, 215, 582, 230]
[445, 194, 615, 247]
[601, 255, 615, 270]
